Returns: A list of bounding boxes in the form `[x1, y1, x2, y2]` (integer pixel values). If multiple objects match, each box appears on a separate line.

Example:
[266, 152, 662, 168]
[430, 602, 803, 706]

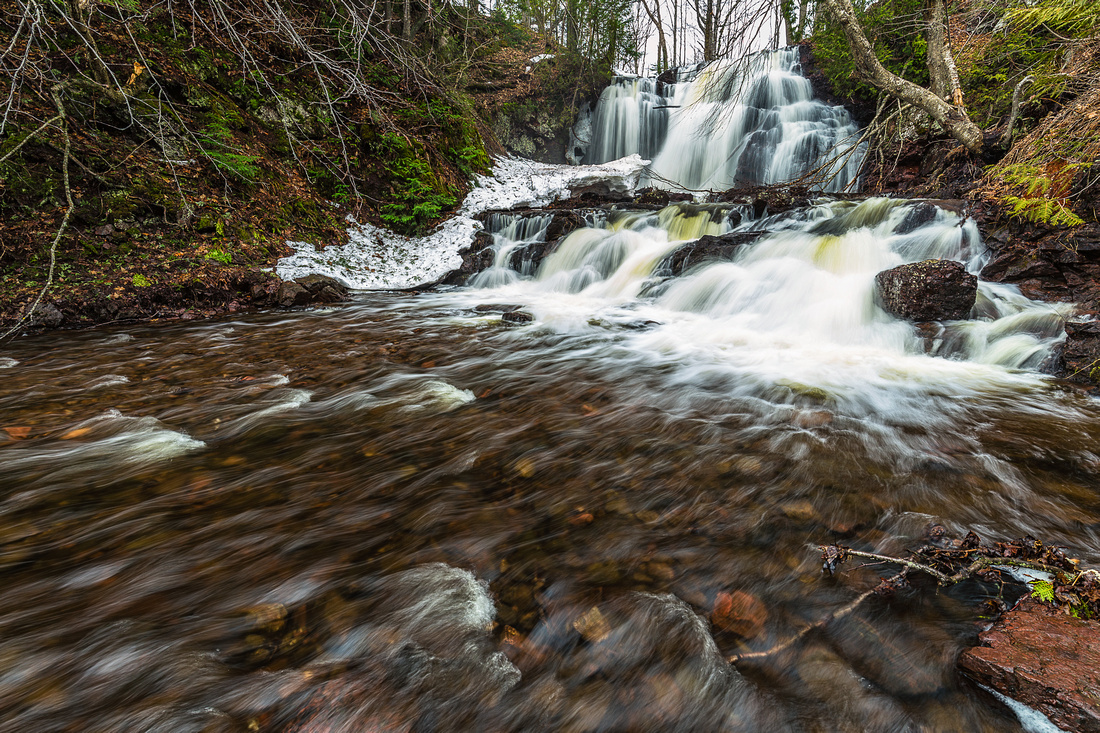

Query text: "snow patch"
[276, 155, 648, 290]
[525, 53, 554, 72]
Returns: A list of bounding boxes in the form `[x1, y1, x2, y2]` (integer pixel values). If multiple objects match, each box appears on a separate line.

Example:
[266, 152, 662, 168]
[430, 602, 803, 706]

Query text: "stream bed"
[2, 268, 1100, 730]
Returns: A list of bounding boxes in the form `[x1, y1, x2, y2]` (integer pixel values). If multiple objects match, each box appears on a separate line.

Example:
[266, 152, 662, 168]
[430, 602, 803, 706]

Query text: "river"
[2, 48, 1099, 733]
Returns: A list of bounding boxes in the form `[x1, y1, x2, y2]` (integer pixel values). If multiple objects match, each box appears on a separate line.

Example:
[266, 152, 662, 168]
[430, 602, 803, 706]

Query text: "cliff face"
[468, 44, 610, 164]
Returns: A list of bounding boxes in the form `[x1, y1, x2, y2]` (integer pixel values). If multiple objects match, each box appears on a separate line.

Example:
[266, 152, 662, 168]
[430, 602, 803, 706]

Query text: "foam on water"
[1, 410, 204, 491]
[982, 686, 1066, 733]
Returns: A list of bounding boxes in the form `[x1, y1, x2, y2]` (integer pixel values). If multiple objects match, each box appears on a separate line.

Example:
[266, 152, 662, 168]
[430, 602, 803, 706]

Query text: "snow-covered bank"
[276, 155, 648, 290]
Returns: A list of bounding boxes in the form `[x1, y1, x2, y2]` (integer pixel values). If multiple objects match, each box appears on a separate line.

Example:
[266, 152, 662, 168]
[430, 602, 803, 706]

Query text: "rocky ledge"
[959, 598, 1100, 731]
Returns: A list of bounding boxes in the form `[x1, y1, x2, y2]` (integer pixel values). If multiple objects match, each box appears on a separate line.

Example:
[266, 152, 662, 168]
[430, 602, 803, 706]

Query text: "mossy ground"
[0, 0, 539, 332]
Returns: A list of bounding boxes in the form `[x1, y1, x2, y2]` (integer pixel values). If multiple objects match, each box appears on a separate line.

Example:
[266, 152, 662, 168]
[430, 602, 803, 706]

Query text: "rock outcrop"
[959, 598, 1100, 732]
[1062, 320, 1100, 385]
[273, 275, 349, 308]
[874, 259, 977, 321]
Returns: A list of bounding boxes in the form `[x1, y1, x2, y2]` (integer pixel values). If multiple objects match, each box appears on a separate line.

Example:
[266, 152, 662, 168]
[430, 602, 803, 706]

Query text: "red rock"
[711, 590, 767, 639]
[958, 599, 1100, 732]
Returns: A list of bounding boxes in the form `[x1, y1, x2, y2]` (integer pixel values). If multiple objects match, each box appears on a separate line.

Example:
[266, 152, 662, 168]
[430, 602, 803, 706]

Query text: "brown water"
[2, 293, 1099, 732]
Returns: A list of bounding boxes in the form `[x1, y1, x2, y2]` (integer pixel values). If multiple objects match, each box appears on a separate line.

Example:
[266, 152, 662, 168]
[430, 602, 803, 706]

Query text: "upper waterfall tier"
[582, 48, 865, 193]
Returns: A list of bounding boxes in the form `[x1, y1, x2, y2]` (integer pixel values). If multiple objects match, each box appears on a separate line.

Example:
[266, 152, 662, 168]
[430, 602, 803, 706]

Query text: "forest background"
[0, 0, 1097, 333]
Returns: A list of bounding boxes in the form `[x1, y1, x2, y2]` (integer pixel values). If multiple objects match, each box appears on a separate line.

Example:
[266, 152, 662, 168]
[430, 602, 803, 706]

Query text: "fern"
[1004, 196, 1085, 228]
[997, 162, 1088, 228]
[1007, 0, 1100, 37]
[1029, 579, 1055, 602]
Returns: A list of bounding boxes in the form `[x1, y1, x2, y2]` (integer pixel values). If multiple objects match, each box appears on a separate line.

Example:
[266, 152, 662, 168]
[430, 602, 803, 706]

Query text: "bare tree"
[819, 0, 983, 153]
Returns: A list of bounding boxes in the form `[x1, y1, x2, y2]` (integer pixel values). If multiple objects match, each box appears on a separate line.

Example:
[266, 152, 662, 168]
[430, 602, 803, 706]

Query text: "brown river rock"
[958, 598, 1100, 731]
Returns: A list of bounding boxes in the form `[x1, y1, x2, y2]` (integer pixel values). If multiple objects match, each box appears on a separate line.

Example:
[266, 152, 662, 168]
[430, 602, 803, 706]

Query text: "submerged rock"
[501, 310, 534, 323]
[711, 590, 767, 639]
[874, 259, 977, 321]
[959, 598, 1100, 731]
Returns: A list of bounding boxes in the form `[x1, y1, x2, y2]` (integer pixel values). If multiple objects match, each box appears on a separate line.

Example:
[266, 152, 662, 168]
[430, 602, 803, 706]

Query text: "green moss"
[371, 132, 457, 235]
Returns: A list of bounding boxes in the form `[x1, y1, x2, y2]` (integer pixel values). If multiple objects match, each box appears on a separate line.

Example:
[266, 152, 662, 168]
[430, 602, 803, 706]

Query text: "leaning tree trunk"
[819, 0, 983, 155]
[925, 0, 964, 105]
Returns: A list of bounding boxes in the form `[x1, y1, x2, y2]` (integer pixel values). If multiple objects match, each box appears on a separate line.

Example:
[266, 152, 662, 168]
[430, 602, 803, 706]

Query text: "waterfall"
[462, 198, 1070, 416]
[582, 47, 865, 193]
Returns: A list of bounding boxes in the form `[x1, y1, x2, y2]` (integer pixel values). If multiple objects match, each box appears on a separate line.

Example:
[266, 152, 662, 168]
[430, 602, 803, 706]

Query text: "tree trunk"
[67, 0, 112, 88]
[640, 0, 669, 72]
[925, 0, 956, 102]
[796, 0, 809, 41]
[819, 0, 983, 154]
[403, 0, 411, 41]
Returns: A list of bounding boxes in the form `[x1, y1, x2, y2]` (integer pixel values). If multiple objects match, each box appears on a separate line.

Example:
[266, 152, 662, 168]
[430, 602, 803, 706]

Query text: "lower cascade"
[466, 196, 1070, 417]
[581, 47, 865, 192]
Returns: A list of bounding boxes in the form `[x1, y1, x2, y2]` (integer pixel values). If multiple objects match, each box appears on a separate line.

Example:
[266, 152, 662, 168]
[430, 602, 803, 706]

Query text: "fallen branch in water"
[728, 569, 908, 663]
[728, 526, 1100, 666]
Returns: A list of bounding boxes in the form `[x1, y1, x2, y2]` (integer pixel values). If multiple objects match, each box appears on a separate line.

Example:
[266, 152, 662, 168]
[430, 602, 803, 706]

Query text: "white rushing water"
[582, 47, 865, 192]
[277, 46, 1070, 425]
[447, 197, 1072, 423]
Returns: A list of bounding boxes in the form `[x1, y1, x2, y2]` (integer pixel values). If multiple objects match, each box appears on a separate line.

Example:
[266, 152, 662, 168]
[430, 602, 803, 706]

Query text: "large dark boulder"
[660, 232, 766, 276]
[959, 598, 1100, 732]
[874, 259, 977, 321]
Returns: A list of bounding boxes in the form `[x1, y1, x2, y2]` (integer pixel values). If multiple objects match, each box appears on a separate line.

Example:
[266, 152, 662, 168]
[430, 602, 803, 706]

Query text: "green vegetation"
[205, 248, 232, 265]
[810, 0, 930, 100]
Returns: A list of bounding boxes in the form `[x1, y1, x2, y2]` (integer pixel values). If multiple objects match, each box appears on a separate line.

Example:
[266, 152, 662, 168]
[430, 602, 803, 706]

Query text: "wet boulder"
[545, 210, 585, 242]
[23, 301, 64, 329]
[439, 231, 495, 286]
[660, 231, 766, 276]
[501, 310, 534, 323]
[874, 259, 977, 321]
[959, 598, 1100, 732]
[275, 281, 311, 308]
[634, 187, 694, 208]
[294, 274, 349, 303]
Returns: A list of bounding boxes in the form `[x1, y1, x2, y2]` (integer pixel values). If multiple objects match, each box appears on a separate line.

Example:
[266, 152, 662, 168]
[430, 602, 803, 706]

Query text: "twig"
[729, 570, 907, 664]
[837, 547, 953, 583]
[0, 111, 63, 167]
